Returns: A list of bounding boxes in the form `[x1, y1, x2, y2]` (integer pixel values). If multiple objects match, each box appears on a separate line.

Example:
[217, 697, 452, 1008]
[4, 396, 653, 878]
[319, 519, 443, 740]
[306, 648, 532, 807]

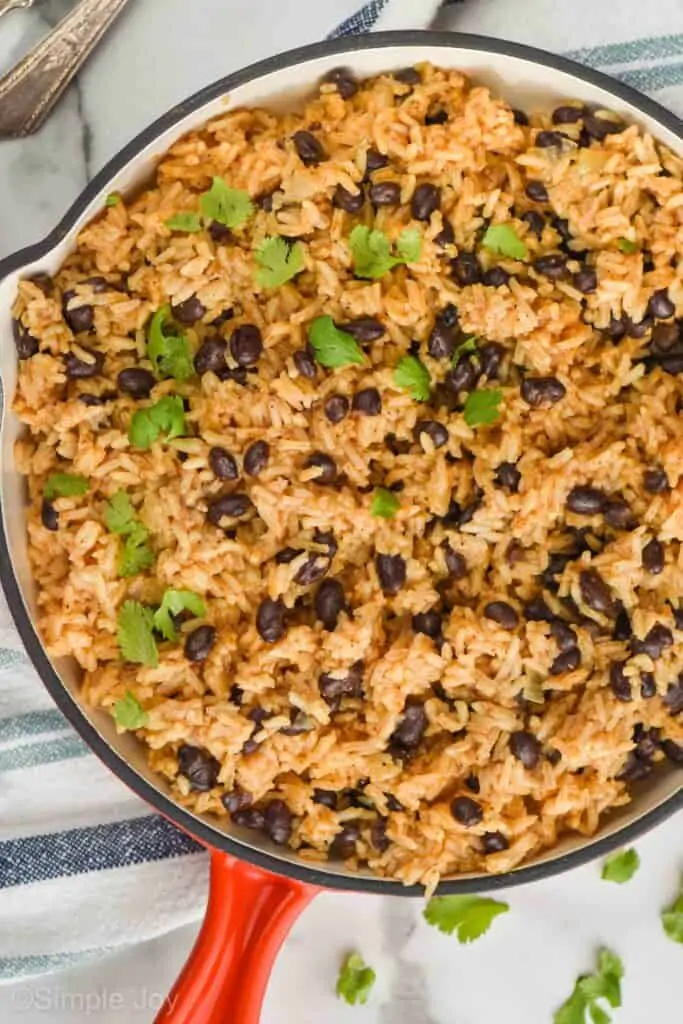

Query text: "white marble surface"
[1, 1, 683, 1022]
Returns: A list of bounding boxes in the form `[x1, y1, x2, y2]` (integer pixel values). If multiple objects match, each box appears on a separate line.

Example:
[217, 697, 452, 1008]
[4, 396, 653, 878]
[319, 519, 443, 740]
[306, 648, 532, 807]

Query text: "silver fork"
[0, 0, 35, 18]
[0, 0, 132, 138]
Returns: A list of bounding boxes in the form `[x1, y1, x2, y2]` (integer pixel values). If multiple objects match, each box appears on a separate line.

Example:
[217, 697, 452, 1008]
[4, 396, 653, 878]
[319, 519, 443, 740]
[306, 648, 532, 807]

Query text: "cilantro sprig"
[349, 225, 423, 279]
[617, 237, 639, 254]
[308, 316, 364, 368]
[114, 690, 149, 731]
[105, 193, 121, 208]
[463, 388, 503, 427]
[371, 487, 400, 518]
[147, 305, 194, 382]
[255, 236, 306, 288]
[452, 336, 479, 362]
[105, 491, 154, 578]
[554, 949, 624, 1024]
[481, 223, 528, 260]
[128, 396, 186, 449]
[200, 177, 254, 229]
[165, 212, 202, 233]
[662, 883, 683, 943]
[601, 848, 640, 884]
[153, 589, 206, 642]
[336, 953, 376, 1006]
[116, 588, 206, 666]
[423, 895, 509, 942]
[43, 473, 89, 500]
[394, 355, 431, 401]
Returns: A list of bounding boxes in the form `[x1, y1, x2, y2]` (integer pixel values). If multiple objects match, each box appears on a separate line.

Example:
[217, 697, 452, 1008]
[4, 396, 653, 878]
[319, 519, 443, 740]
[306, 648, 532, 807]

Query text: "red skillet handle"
[155, 850, 316, 1024]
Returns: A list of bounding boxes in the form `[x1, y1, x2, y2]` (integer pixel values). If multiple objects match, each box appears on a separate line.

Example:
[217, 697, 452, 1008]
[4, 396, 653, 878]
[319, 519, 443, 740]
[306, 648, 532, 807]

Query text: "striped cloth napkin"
[2, 0, 682, 981]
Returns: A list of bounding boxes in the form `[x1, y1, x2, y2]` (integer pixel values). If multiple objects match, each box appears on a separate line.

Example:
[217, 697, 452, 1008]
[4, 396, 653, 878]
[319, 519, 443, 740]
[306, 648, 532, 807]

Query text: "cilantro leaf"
[617, 237, 638, 254]
[118, 525, 155, 578]
[153, 589, 206, 642]
[44, 473, 89, 500]
[255, 236, 305, 288]
[200, 177, 253, 229]
[423, 895, 509, 942]
[129, 396, 186, 449]
[308, 316, 364, 368]
[394, 355, 431, 401]
[482, 224, 528, 260]
[452, 336, 479, 362]
[463, 388, 503, 427]
[601, 848, 640, 884]
[350, 226, 398, 279]
[336, 953, 376, 1006]
[554, 949, 624, 1024]
[105, 193, 121, 208]
[395, 227, 423, 263]
[371, 487, 400, 518]
[117, 601, 158, 667]
[114, 690, 149, 730]
[662, 886, 683, 943]
[104, 491, 137, 535]
[147, 305, 195, 381]
[166, 212, 202, 233]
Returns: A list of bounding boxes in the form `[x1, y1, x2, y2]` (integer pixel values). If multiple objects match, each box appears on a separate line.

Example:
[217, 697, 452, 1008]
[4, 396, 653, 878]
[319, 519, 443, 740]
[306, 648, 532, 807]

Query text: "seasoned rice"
[11, 63, 683, 890]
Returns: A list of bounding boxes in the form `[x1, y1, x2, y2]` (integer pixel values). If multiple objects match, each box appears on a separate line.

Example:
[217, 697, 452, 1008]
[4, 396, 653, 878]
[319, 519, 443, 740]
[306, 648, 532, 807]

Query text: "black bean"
[447, 356, 478, 394]
[394, 66, 421, 85]
[411, 183, 441, 221]
[549, 647, 581, 675]
[610, 661, 632, 702]
[333, 184, 365, 213]
[294, 552, 331, 586]
[634, 724, 661, 760]
[443, 541, 467, 579]
[553, 105, 585, 124]
[222, 786, 252, 814]
[642, 538, 665, 575]
[375, 553, 406, 595]
[643, 468, 670, 494]
[632, 623, 673, 660]
[617, 752, 652, 782]
[513, 108, 529, 126]
[427, 322, 455, 359]
[484, 601, 519, 630]
[522, 210, 545, 237]
[509, 730, 541, 768]
[63, 295, 94, 333]
[665, 678, 683, 715]
[29, 271, 54, 294]
[624, 315, 652, 340]
[208, 446, 239, 480]
[313, 529, 337, 558]
[462, 774, 479, 795]
[293, 130, 326, 166]
[195, 337, 228, 376]
[369, 181, 402, 207]
[546, 748, 562, 766]
[244, 440, 269, 477]
[603, 498, 635, 530]
[521, 376, 566, 407]
[280, 710, 314, 737]
[313, 788, 338, 808]
[478, 342, 505, 380]
[331, 823, 361, 859]
[651, 322, 680, 352]
[322, 66, 357, 99]
[450, 796, 483, 826]
[390, 703, 428, 751]
[117, 367, 155, 398]
[41, 499, 58, 531]
[352, 388, 382, 416]
[370, 818, 390, 852]
[256, 598, 286, 643]
[207, 493, 253, 525]
[494, 461, 521, 493]
[414, 419, 448, 449]
[580, 569, 615, 615]
[662, 739, 683, 763]
[584, 113, 623, 140]
[364, 149, 389, 177]
[660, 354, 683, 375]
[648, 289, 676, 320]
[318, 661, 364, 704]
[229, 685, 244, 707]
[481, 266, 510, 289]
[337, 317, 385, 342]
[232, 807, 266, 829]
[315, 578, 345, 630]
[184, 624, 216, 662]
[425, 107, 448, 125]
[525, 596, 553, 621]
[64, 348, 104, 379]
[304, 451, 338, 484]
[573, 268, 598, 293]
[263, 799, 293, 845]
[434, 219, 455, 247]
[79, 391, 115, 406]
[324, 394, 350, 424]
[551, 619, 578, 651]
[208, 221, 233, 244]
[533, 253, 569, 280]
[12, 318, 39, 359]
[385, 794, 404, 812]
[450, 253, 482, 286]
[412, 610, 442, 640]
[172, 295, 206, 325]
[292, 349, 316, 379]
[177, 744, 220, 790]
[613, 607, 632, 641]
[230, 324, 263, 367]
[640, 672, 657, 699]
[535, 130, 567, 148]
[482, 831, 509, 854]
[525, 180, 549, 202]
[566, 486, 606, 515]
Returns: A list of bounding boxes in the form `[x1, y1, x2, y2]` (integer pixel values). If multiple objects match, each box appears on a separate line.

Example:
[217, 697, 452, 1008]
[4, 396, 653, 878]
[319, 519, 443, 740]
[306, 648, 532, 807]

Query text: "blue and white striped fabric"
[3, 0, 683, 981]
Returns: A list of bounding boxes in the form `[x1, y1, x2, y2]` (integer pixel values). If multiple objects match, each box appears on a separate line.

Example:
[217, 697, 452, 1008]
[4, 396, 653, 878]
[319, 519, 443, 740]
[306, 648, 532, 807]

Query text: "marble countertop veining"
[0, 2, 682, 1022]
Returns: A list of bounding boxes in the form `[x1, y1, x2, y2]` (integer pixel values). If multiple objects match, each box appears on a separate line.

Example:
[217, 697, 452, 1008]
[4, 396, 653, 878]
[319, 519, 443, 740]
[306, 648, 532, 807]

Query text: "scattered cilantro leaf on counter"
[395, 227, 423, 263]
[482, 223, 528, 260]
[336, 953, 376, 1006]
[463, 388, 502, 427]
[147, 305, 195, 381]
[117, 601, 158, 667]
[114, 690, 149, 730]
[200, 177, 253, 229]
[617, 237, 639, 254]
[153, 589, 206, 642]
[394, 355, 431, 401]
[165, 212, 202, 233]
[43, 473, 89, 500]
[349, 225, 422, 279]
[128, 396, 186, 449]
[423, 895, 509, 942]
[601, 848, 640, 884]
[308, 316, 364, 368]
[255, 236, 305, 288]
[371, 487, 400, 518]
[452, 336, 479, 362]
[554, 949, 624, 1024]
[662, 884, 683, 943]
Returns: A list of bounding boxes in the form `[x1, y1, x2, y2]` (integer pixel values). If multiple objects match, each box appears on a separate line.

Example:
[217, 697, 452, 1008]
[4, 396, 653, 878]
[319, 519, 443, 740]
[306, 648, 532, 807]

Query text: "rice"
[10, 63, 683, 889]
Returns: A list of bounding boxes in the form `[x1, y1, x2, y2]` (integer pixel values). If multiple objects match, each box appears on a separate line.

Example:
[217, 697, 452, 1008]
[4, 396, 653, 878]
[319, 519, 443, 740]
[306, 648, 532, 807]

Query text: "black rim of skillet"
[0, 31, 682, 896]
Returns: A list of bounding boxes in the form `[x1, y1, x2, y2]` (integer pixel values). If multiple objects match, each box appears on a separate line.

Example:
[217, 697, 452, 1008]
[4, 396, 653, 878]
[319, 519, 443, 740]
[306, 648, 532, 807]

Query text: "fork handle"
[0, 0, 131, 139]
